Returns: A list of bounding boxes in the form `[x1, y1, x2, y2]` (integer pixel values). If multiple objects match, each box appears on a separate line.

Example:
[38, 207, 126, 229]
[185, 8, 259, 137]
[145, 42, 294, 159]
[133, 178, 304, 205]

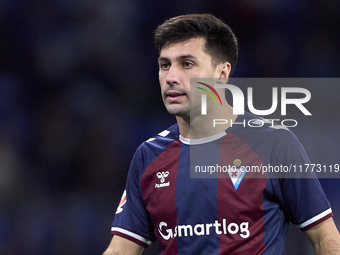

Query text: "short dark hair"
[154, 14, 239, 75]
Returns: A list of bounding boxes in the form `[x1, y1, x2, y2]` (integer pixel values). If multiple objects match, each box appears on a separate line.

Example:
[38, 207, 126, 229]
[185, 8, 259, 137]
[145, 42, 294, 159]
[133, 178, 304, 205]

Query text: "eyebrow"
[158, 54, 197, 63]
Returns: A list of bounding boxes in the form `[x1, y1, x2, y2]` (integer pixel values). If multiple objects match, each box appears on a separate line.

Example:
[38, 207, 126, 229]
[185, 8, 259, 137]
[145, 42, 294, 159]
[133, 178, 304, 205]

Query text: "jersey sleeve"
[111, 146, 156, 247]
[270, 129, 333, 231]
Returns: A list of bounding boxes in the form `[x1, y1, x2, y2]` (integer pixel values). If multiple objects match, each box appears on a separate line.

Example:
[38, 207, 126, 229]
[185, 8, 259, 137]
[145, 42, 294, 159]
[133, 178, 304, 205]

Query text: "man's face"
[158, 37, 223, 119]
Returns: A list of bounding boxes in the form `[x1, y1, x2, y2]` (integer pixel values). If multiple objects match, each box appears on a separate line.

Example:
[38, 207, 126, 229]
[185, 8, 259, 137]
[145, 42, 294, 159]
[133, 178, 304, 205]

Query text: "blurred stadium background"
[0, 0, 339, 254]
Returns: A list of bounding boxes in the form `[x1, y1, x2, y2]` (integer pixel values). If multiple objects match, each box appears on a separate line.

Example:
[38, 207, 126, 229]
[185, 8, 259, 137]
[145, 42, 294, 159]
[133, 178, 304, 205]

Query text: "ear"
[217, 62, 231, 83]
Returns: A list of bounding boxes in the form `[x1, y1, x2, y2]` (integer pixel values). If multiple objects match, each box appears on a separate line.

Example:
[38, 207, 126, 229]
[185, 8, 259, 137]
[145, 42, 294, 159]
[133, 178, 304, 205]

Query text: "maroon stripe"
[217, 134, 267, 254]
[300, 212, 334, 231]
[111, 231, 149, 248]
[140, 139, 181, 254]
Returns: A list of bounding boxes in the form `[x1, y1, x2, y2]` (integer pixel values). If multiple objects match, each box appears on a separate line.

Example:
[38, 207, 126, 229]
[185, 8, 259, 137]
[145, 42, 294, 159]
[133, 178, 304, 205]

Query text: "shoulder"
[129, 123, 179, 175]
[229, 112, 301, 148]
[227, 112, 309, 168]
[136, 123, 179, 155]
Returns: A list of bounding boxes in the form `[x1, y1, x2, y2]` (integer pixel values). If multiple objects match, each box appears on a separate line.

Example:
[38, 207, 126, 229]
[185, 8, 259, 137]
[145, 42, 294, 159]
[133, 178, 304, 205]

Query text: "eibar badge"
[227, 159, 246, 190]
[155, 171, 170, 188]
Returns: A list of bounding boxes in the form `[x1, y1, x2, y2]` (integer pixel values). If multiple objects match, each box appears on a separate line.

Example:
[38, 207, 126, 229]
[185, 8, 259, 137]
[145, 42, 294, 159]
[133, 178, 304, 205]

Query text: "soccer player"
[103, 14, 340, 254]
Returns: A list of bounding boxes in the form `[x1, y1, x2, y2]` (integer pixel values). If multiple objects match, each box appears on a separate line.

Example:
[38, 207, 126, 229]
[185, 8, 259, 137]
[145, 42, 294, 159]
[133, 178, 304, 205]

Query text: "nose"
[166, 65, 180, 85]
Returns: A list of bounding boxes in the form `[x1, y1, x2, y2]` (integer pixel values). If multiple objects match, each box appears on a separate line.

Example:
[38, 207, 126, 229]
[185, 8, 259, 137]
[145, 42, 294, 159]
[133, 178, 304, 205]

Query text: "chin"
[165, 104, 189, 117]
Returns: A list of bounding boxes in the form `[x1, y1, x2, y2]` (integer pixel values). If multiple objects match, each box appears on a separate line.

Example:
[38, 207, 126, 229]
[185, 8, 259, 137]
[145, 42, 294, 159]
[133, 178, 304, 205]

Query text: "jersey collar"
[179, 131, 227, 145]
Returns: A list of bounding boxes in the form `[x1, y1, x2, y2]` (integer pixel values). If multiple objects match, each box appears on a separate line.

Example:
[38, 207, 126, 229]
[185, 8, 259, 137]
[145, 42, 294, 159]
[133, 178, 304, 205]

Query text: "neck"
[177, 103, 237, 139]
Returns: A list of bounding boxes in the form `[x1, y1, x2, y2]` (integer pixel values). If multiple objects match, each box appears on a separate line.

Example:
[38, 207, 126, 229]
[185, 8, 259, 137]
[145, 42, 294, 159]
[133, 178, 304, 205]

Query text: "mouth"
[165, 90, 186, 102]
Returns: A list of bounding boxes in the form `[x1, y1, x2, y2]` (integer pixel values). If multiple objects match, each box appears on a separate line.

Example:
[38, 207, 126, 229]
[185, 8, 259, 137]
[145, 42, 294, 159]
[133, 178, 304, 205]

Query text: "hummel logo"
[155, 171, 170, 188]
[156, 171, 169, 183]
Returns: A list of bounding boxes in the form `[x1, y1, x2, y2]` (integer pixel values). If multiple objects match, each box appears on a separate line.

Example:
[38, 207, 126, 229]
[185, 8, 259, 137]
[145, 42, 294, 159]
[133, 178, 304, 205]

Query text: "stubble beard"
[165, 102, 190, 119]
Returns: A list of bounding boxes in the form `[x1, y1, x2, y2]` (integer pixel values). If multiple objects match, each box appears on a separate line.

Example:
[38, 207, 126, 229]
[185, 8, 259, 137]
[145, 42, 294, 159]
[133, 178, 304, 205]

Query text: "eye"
[160, 62, 170, 70]
[183, 61, 194, 69]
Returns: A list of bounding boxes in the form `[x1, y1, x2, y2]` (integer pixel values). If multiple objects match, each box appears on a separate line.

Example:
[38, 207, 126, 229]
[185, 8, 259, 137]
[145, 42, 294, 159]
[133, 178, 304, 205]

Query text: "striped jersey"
[111, 112, 332, 254]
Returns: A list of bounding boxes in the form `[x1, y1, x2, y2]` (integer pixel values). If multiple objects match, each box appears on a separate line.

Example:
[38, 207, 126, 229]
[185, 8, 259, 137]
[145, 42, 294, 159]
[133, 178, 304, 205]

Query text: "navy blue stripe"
[175, 140, 221, 254]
